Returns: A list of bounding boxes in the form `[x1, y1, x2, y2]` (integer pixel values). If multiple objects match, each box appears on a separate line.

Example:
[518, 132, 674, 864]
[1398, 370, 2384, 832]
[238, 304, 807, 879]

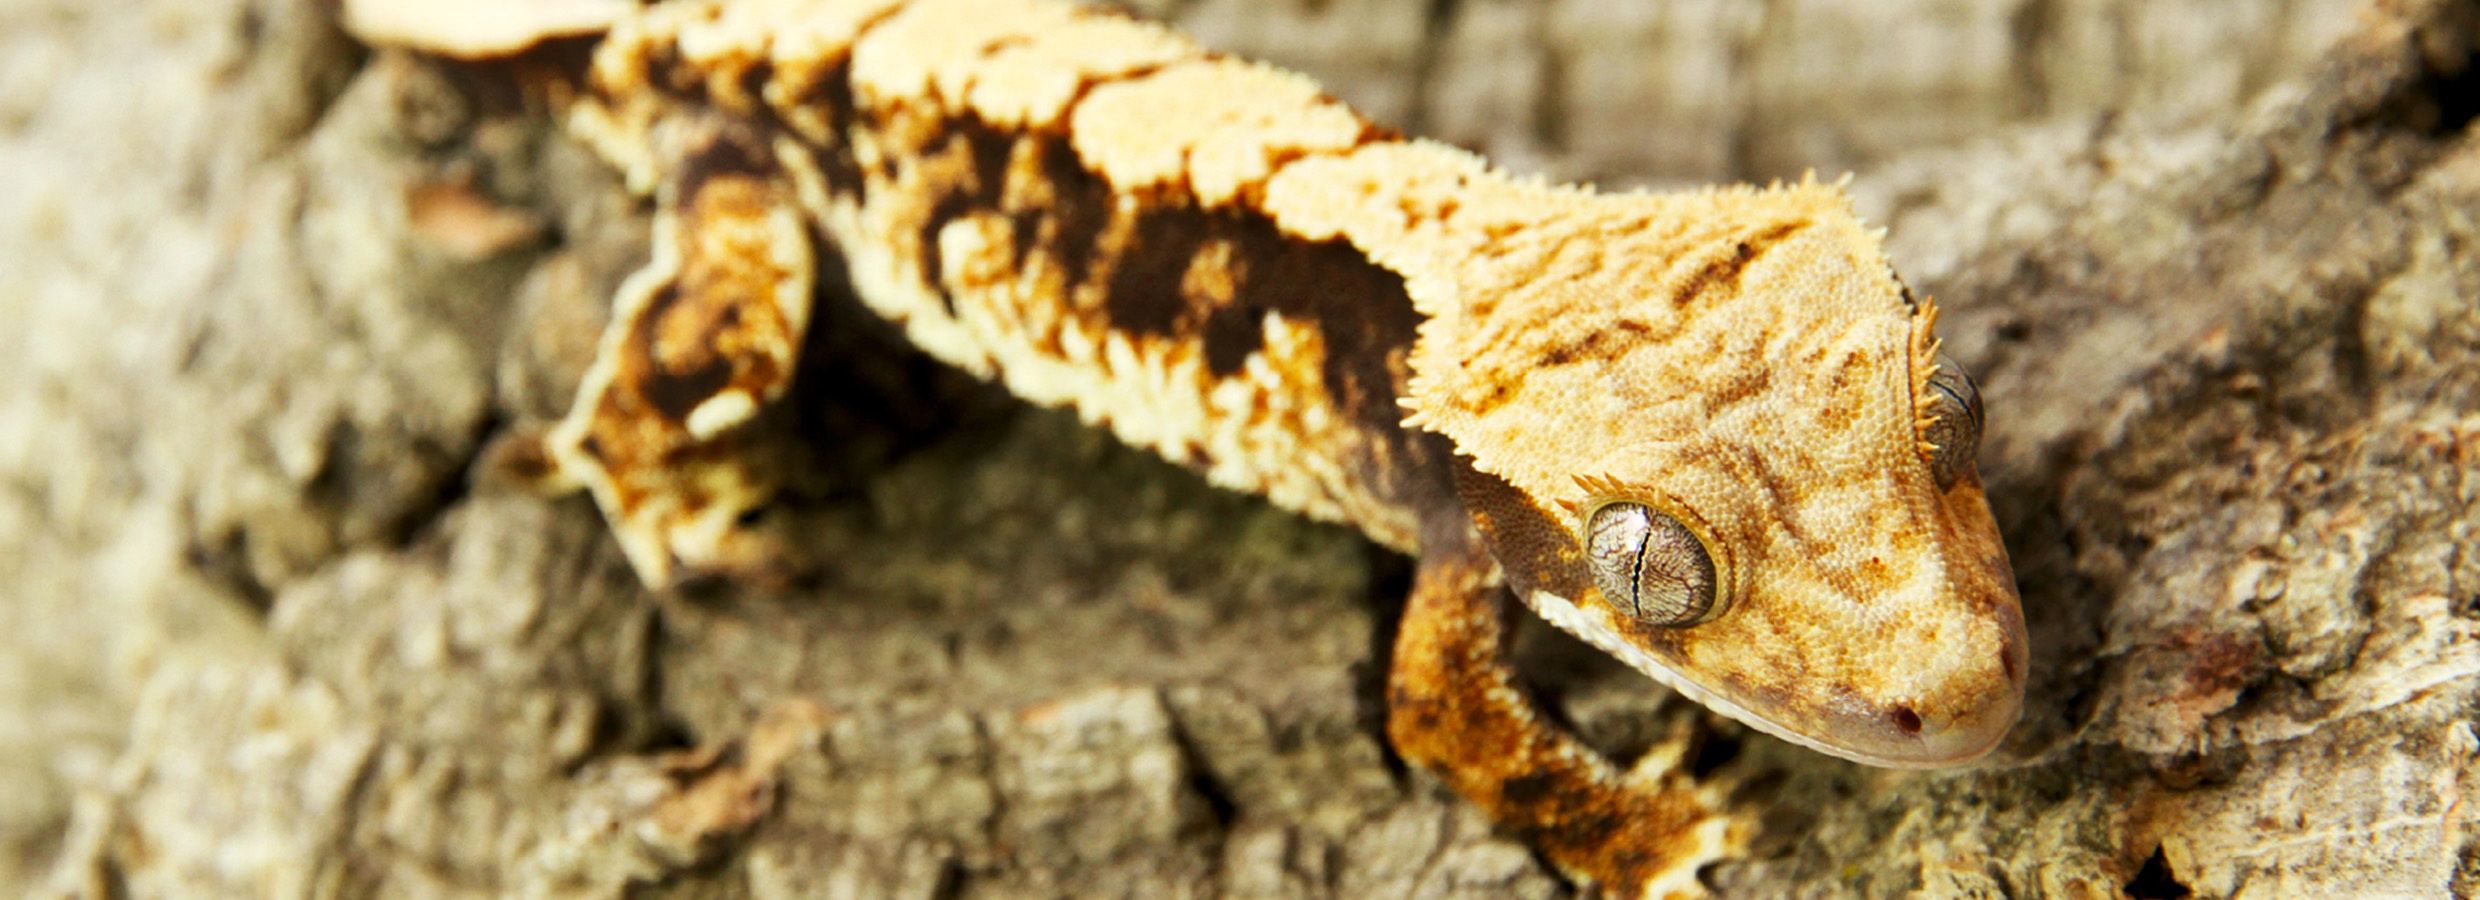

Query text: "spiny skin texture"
[1275, 148, 2028, 765]
[391, 0, 2029, 892]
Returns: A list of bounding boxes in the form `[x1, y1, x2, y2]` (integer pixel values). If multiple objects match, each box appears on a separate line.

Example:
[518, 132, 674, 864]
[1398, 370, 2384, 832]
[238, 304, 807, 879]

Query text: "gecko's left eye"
[1923, 353, 1984, 488]
[1584, 502, 1719, 626]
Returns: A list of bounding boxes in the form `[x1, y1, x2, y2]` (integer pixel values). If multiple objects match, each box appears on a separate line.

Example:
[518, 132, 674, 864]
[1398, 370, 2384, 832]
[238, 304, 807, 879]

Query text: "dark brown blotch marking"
[675, 120, 778, 206]
[1497, 771, 1628, 848]
[1197, 301, 1263, 377]
[789, 57, 870, 203]
[1815, 393, 1861, 432]
[1096, 203, 1208, 335]
[1700, 364, 1772, 417]
[761, 0, 909, 202]
[1093, 196, 1422, 412]
[1827, 347, 1869, 395]
[1018, 133, 1113, 290]
[632, 283, 738, 421]
[1668, 220, 1804, 308]
[1465, 381, 1518, 417]
[1459, 320, 1655, 419]
[743, 0, 936, 205]
[1484, 746, 1715, 890]
[1449, 460, 1592, 606]
[894, 116, 1114, 309]
[733, 58, 777, 109]
[627, 37, 695, 99]
[1670, 240, 1751, 307]
[913, 120, 1020, 313]
[1535, 319, 1657, 369]
[1738, 448, 1819, 549]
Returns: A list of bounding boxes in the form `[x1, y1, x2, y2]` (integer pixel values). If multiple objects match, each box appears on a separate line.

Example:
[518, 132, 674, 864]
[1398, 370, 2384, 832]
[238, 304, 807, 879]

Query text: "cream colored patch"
[686, 390, 758, 440]
[1069, 59, 1367, 205]
[851, 0, 1086, 106]
[1257, 139, 1497, 298]
[1632, 814, 1745, 900]
[968, 15, 1195, 130]
[342, 0, 624, 58]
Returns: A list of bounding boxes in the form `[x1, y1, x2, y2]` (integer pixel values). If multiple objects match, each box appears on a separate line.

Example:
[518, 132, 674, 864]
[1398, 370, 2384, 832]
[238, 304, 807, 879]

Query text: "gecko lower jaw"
[1657, 662, 2019, 770]
[1523, 588, 2023, 770]
[1805, 701, 2018, 769]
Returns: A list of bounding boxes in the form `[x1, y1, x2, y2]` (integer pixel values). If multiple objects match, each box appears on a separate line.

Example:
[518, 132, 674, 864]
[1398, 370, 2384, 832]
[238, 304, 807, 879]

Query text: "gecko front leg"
[1390, 512, 1749, 896]
[547, 114, 817, 588]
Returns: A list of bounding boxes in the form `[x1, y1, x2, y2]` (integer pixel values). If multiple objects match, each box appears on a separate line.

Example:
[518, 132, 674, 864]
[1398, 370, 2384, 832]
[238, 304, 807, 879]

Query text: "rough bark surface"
[4, 0, 2473, 896]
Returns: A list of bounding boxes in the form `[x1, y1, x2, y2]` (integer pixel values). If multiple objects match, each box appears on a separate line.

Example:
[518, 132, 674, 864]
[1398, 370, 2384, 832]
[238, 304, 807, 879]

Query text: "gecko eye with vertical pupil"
[1584, 502, 1719, 626]
[1923, 353, 1985, 488]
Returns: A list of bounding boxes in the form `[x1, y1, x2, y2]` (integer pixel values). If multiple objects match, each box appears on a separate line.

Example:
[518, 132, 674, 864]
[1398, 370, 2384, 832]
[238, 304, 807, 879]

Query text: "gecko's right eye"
[1922, 354, 1984, 489]
[1584, 502, 1719, 626]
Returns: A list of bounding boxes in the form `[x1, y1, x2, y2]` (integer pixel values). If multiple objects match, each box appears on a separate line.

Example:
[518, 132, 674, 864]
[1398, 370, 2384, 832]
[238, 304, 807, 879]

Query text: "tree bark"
[5, 0, 2473, 896]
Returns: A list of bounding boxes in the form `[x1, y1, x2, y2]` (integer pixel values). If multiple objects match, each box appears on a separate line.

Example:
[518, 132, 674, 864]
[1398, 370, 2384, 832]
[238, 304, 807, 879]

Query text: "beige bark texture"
[3, 0, 2474, 896]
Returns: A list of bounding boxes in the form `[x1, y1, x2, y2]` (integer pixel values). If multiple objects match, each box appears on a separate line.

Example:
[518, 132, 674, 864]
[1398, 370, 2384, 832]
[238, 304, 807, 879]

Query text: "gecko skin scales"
[366, 0, 2033, 893]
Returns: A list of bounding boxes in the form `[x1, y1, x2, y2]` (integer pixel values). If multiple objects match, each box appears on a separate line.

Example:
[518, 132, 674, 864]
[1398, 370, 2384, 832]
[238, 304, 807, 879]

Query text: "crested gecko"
[348, 0, 2030, 892]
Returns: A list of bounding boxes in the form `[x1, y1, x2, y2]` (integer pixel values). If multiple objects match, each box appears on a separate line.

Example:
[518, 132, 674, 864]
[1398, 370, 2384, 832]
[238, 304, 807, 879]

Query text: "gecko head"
[1408, 178, 2026, 768]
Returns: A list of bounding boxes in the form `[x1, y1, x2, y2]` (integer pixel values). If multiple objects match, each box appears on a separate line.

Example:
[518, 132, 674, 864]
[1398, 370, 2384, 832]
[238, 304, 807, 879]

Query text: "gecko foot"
[1389, 531, 1751, 897]
[546, 115, 819, 589]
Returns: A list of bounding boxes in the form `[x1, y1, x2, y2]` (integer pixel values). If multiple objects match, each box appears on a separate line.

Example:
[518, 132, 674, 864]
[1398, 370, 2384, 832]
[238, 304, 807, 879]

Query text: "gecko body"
[357, 0, 2030, 892]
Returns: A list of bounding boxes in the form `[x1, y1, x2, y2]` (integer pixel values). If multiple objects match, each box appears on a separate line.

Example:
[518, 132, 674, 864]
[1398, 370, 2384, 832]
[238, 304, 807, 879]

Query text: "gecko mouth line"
[1526, 586, 2019, 770]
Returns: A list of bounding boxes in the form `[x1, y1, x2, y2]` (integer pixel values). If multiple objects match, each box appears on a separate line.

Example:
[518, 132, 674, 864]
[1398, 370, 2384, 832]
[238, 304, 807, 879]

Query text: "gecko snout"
[1845, 633, 2026, 769]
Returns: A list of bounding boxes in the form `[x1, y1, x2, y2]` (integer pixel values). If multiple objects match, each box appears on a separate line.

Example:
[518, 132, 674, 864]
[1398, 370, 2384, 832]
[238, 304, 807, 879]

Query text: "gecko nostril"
[1889, 705, 1923, 735]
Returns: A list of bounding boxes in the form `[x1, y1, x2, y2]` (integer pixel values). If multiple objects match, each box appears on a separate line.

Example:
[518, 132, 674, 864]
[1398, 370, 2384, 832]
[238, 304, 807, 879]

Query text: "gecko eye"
[1584, 502, 1719, 626]
[1923, 353, 1984, 488]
